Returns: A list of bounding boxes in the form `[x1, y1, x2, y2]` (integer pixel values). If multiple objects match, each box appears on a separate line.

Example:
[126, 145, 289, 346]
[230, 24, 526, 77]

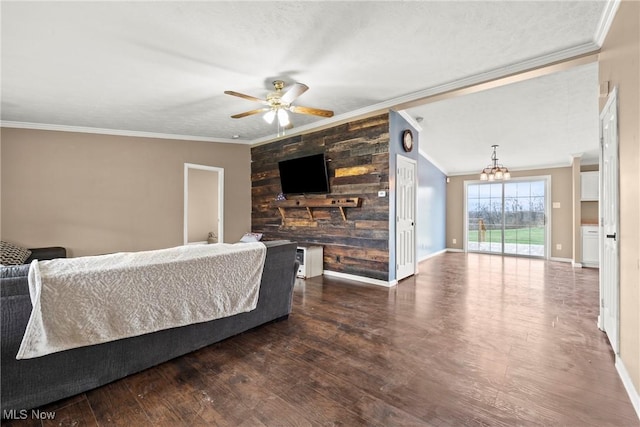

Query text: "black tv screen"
[278, 153, 330, 194]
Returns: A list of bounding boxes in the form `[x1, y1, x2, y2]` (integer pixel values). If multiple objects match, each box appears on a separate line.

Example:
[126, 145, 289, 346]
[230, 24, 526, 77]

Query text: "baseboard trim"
[444, 252, 576, 263]
[597, 314, 604, 331]
[419, 249, 447, 263]
[582, 262, 599, 268]
[550, 257, 573, 264]
[323, 270, 396, 288]
[615, 355, 640, 421]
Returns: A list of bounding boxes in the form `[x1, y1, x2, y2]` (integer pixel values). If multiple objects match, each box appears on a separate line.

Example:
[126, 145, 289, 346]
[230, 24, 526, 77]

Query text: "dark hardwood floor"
[3, 253, 638, 426]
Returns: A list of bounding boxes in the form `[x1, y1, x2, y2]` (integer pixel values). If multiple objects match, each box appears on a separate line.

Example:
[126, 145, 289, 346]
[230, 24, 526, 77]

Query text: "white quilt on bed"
[17, 242, 267, 359]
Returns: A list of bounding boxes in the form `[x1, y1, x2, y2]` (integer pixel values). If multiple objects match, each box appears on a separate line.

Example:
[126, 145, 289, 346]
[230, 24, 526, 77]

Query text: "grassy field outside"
[468, 227, 544, 245]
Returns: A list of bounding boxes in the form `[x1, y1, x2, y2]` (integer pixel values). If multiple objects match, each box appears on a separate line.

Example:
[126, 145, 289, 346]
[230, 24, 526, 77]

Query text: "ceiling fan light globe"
[263, 110, 276, 124]
[488, 174, 495, 181]
[495, 170, 504, 179]
[480, 172, 488, 181]
[504, 171, 511, 180]
[277, 109, 290, 127]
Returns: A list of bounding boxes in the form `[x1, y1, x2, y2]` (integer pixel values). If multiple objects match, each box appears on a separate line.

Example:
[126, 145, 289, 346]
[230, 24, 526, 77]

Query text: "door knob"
[606, 233, 617, 241]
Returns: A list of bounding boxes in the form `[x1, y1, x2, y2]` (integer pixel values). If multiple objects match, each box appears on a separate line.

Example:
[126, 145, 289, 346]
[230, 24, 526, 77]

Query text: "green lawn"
[468, 227, 544, 245]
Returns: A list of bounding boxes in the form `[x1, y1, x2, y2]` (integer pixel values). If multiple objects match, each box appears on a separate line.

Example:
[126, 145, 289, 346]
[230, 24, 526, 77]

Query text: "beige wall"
[599, 0, 640, 398]
[1, 128, 251, 256]
[446, 167, 574, 259]
[187, 167, 219, 243]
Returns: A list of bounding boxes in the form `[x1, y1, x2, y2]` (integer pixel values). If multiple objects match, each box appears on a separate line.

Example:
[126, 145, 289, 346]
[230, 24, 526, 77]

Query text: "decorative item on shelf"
[275, 192, 286, 201]
[240, 232, 263, 243]
[207, 232, 217, 244]
[479, 144, 511, 181]
[402, 129, 413, 152]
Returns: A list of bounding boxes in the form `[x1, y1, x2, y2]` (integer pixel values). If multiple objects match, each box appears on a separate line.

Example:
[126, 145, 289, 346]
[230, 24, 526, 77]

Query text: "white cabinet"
[296, 245, 323, 278]
[582, 226, 599, 268]
[581, 171, 599, 201]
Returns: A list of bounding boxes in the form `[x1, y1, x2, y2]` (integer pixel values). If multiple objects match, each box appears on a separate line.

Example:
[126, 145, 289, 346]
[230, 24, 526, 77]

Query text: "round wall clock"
[402, 129, 413, 152]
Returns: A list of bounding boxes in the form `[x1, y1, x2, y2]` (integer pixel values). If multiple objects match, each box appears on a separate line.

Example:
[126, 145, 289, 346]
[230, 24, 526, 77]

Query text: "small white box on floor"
[296, 245, 323, 278]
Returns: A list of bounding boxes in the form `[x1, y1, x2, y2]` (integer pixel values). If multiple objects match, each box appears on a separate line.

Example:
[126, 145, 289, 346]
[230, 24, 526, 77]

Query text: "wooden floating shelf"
[271, 198, 361, 222]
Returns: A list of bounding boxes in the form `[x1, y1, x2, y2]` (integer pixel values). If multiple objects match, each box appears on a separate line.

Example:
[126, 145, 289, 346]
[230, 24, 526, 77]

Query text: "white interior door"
[599, 88, 619, 353]
[396, 155, 416, 281]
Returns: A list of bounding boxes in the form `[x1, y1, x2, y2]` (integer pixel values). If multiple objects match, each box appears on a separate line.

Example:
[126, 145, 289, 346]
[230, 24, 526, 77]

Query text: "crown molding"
[0, 121, 251, 145]
[396, 110, 423, 132]
[594, 0, 621, 47]
[418, 148, 448, 176]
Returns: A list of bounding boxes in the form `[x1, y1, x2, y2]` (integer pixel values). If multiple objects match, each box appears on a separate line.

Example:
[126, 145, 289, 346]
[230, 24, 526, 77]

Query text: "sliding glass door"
[467, 183, 503, 253]
[466, 178, 548, 257]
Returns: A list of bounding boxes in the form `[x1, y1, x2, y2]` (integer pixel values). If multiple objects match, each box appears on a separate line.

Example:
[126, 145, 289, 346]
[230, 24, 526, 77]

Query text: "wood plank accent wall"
[251, 114, 390, 281]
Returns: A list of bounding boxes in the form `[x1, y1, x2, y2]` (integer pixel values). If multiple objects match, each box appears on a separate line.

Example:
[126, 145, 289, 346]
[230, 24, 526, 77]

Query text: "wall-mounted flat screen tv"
[278, 153, 330, 195]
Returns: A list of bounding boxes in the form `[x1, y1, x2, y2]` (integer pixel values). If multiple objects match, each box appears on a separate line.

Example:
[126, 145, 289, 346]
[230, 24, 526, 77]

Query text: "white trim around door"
[184, 163, 225, 245]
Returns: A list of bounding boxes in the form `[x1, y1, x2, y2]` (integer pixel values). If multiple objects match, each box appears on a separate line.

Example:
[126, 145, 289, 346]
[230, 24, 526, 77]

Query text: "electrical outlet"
[556, 244, 562, 250]
[378, 190, 386, 197]
[452, 238, 457, 244]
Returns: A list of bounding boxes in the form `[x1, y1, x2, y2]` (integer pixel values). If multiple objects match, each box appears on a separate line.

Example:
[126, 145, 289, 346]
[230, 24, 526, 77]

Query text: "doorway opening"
[183, 163, 224, 245]
[465, 177, 550, 258]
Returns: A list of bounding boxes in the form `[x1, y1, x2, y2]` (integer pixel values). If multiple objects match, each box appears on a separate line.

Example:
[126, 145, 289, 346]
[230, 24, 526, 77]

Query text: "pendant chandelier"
[480, 145, 511, 181]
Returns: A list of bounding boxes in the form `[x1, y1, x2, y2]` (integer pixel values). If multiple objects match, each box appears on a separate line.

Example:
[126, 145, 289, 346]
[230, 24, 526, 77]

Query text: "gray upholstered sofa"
[1, 240, 298, 412]
[24, 246, 67, 264]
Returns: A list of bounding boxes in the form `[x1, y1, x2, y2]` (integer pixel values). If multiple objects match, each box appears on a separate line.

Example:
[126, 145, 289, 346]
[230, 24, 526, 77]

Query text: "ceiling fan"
[224, 80, 334, 129]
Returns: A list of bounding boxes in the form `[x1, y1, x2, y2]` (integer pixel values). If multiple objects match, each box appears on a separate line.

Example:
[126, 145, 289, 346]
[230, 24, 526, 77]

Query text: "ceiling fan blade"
[281, 83, 309, 104]
[224, 90, 268, 105]
[290, 105, 334, 118]
[231, 108, 269, 119]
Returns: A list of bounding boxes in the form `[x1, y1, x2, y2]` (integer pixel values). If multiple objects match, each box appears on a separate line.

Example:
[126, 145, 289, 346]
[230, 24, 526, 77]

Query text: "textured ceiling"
[1, 1, 610, 174]
[411, 62, 600, 175]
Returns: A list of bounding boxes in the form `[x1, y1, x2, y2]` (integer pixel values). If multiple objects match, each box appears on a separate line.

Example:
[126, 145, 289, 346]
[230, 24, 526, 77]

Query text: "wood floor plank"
[502, 363, 639, 423]
[85, 380, 151, 426]
[123, 367, 191, 425]
[0, 417, 41, 427]
[184, 341, 315, 426]
[40, 398, 97, 427]
[155, 358, 239, 426]
[3, 252, 637, 426]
